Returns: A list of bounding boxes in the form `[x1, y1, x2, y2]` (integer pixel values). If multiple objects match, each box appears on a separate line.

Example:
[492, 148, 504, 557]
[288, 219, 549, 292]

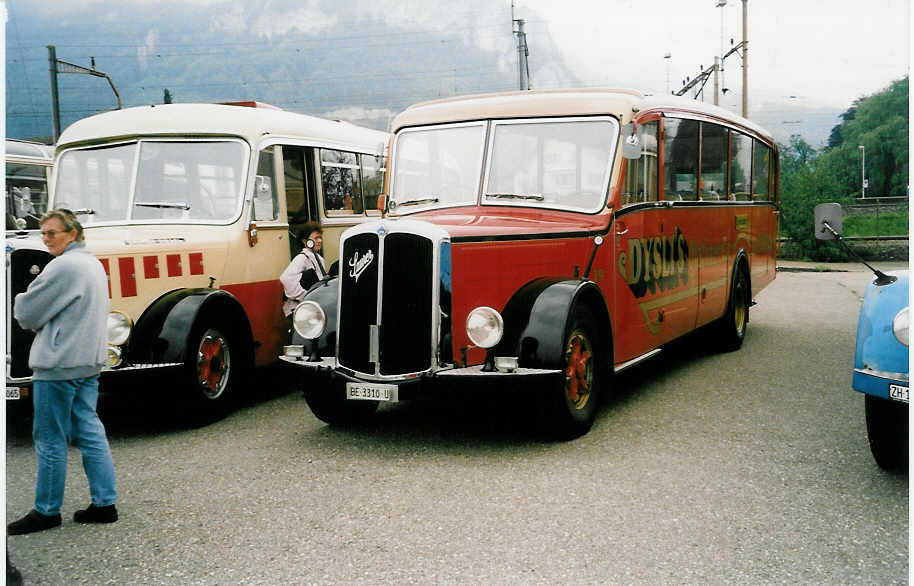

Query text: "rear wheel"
[538, 305, 604, 440]
[717, 265, 749, 351]
[864, 394, 908, 471]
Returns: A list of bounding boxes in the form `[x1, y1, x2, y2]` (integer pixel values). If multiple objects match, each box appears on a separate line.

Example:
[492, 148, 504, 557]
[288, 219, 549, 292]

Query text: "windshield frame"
[388, 120, 488, 214]
[481, 115, 619, 215]
[389, 115, 620, 216]
[52, 137, 252, 227]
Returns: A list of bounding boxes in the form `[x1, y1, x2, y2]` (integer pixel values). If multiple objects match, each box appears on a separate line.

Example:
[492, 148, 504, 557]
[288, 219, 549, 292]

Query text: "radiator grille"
[7, 247, 53, 379]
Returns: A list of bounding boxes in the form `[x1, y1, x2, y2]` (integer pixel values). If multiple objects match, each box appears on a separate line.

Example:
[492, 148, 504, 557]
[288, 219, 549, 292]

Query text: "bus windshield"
[54, 139, 249, 224]
[390, 117, 617, 214]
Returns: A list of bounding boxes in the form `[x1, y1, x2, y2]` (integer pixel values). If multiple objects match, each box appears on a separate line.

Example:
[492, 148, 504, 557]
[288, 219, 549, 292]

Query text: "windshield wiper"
[395, 197, 439, 208]
[134, 201, 191, 211]
[485, 192, 544, 201]
[71, 208, 96, 215]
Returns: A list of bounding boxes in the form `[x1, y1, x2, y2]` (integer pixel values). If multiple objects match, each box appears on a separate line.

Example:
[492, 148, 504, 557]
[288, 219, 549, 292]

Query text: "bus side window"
[663, 118, 698, 201]
[321, 149, 363, 215]
[254, 146, 280, 222]
[621, 121, 658, 206]
[752, 140, 771, 201]
[361, 153, 386, 216]
[729, 132, 752, 201]
[699, 123, 727, 200]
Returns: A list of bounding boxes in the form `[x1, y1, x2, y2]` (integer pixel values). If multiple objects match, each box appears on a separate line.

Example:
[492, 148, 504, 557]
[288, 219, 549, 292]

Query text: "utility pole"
[741, 0, 748, 117]
[511, 1, 530, 90]
[47, 45, 122, 142]
[47, 45, 61, 141]
[713, 56, 720, 105]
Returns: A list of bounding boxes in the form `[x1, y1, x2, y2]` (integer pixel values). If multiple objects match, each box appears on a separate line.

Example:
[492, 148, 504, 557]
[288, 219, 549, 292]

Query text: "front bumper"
[280, 353, 562, 397]
[853, 367, 909, 403]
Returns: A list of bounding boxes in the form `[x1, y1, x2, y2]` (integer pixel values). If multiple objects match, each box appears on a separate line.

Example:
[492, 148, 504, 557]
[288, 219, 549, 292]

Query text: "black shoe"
[73, 503, 118, 524]
[7, 509, 62, 535]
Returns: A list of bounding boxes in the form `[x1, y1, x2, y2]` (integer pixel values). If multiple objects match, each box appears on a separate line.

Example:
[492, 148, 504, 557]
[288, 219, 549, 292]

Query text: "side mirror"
[621, 122, 641, 160]
[814, 202, 843, 240]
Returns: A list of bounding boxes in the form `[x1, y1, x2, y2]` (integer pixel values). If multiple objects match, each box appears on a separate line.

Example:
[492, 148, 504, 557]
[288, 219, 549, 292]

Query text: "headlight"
[107, 311, 132, 346]
[293, 301, 326, 340]
[893, 307, 909, 347]
[466, 306, 503, 349]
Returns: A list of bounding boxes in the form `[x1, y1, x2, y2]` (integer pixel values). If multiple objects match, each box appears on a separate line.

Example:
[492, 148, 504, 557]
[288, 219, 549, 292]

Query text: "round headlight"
[293, 301, 326, 340]
[892, 306, 909, 347]
[466, 306, 504, 349]
[107, 311, 132, 346]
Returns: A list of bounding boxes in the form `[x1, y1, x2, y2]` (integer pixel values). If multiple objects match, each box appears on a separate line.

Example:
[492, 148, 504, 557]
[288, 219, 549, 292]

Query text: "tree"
[163, 88, 173, 104]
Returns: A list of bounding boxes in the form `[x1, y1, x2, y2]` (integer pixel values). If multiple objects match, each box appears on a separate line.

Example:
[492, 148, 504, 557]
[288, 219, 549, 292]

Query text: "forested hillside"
[778, 77, 908, 260]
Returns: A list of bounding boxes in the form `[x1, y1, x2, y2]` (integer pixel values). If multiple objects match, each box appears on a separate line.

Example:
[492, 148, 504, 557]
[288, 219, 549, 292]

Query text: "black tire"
[304, 382, 378, 426]
[538, 305, 604, 440]
[717, 265, 749, 352]
[864, 394, 908, 471]
[183, 318, 245, 418]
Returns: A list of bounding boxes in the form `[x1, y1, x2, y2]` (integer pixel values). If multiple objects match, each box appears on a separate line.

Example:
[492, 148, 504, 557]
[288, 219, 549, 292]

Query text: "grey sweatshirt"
[14, 241, 109, 380]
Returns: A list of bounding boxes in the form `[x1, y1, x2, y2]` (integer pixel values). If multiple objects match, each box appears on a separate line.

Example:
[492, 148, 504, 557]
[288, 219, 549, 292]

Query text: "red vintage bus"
[282, 88, 779, 438]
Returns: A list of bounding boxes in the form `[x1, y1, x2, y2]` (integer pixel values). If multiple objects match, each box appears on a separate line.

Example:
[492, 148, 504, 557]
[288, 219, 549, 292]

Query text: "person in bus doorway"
[8, 209, 118, 535]
[280, 222, 326, 318]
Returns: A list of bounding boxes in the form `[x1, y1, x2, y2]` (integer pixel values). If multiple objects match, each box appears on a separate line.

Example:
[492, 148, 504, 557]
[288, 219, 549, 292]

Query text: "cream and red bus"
[6, 102, 388, 415]
[283, 88, 779, 438]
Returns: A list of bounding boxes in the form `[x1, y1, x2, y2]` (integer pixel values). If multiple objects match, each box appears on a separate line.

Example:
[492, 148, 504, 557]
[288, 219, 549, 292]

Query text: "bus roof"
[56, 103, 389, 154]
[391, 88, 773, 144]
[6, 139, 54, 162]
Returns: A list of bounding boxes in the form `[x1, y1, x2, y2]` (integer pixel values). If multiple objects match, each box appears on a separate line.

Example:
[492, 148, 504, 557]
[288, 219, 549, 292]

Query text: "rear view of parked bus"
[6, 102, 388, 417]
[283, 88, 779, 438]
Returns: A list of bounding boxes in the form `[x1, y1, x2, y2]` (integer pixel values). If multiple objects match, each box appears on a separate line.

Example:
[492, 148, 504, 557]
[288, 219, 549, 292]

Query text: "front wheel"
[864, 394, 908, 471]
[304, 383, 378, 427]
[183, 320, 245, 418]
[537, 305, 604, 440]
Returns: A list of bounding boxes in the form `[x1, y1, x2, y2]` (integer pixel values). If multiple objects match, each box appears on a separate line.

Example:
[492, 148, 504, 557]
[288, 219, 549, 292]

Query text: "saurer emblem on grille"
[348, 250, 374, 283]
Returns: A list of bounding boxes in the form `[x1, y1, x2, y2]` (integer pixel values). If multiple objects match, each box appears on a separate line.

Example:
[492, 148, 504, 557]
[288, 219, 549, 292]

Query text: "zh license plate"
[889, 384, 909, 403]
[6, 387, 21, 400]
[346, 382, 398, 403]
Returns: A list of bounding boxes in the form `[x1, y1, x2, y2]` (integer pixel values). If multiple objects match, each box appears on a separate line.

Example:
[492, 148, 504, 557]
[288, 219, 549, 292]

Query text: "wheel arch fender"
[495, 278, 611, 371]
[128, 288, 253, 366]
[292, 277, 339, 356]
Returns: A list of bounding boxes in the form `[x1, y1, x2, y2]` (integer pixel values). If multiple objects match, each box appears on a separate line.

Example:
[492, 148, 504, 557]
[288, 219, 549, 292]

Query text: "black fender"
[127, 288, 254, 366]
[494, 278, 612, 371]
[291, 277, 339, 356]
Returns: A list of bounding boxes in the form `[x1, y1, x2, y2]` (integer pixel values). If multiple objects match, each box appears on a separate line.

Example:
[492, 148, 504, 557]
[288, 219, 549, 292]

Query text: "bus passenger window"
[752, 141, 771, 201]
[699, 123, 727, 200]
[662, 118, 698, 201]
[321, 149, 363, 215]
[729, 132, 752, 201]
[621, 121, 658, 206]
[361, 154, 386, 215]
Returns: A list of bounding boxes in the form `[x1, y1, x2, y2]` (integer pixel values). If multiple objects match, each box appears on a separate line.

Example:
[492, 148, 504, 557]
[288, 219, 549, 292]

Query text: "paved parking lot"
[6, 263, 908, 585]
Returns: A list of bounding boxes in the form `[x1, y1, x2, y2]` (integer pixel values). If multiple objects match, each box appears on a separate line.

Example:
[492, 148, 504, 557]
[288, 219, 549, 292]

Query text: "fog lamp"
[495, 356, 519, 372]
[284, 345, 305, 359]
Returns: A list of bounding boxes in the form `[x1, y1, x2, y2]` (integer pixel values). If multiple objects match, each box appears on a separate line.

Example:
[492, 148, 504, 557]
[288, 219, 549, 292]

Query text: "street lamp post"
[858, 145, 866, 199]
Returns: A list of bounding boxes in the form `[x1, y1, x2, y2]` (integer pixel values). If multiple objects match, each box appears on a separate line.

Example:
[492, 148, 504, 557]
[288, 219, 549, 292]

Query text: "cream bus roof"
[392, 88, 773, 143]
[56, 103, 389, 153]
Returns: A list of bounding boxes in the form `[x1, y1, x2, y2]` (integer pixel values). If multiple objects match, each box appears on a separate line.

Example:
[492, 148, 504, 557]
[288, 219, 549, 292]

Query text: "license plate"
[346, 382, 398, 403]
[6, 387, 21, 400]
[889, 384, 909, 403]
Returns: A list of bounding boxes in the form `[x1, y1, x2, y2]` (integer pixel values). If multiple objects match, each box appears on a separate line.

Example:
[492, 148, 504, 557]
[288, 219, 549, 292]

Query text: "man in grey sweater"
[8, 209, 119, 535]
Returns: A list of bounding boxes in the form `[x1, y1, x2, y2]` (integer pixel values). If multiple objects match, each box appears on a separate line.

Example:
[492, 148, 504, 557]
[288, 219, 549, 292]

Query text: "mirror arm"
[822, 221, 896, 286]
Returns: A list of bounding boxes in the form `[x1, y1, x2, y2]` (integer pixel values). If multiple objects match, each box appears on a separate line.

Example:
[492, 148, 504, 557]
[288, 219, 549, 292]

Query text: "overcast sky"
[514, 0, 910, 111]
[4, 0, 911, 142]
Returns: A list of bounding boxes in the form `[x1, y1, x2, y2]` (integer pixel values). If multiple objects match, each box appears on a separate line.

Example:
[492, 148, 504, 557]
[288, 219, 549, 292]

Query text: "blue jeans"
[32, 377, 117, 516]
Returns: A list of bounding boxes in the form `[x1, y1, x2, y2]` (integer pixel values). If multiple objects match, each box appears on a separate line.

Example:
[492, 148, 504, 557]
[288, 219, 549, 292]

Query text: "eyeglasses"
[40, 230, 63, 238]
